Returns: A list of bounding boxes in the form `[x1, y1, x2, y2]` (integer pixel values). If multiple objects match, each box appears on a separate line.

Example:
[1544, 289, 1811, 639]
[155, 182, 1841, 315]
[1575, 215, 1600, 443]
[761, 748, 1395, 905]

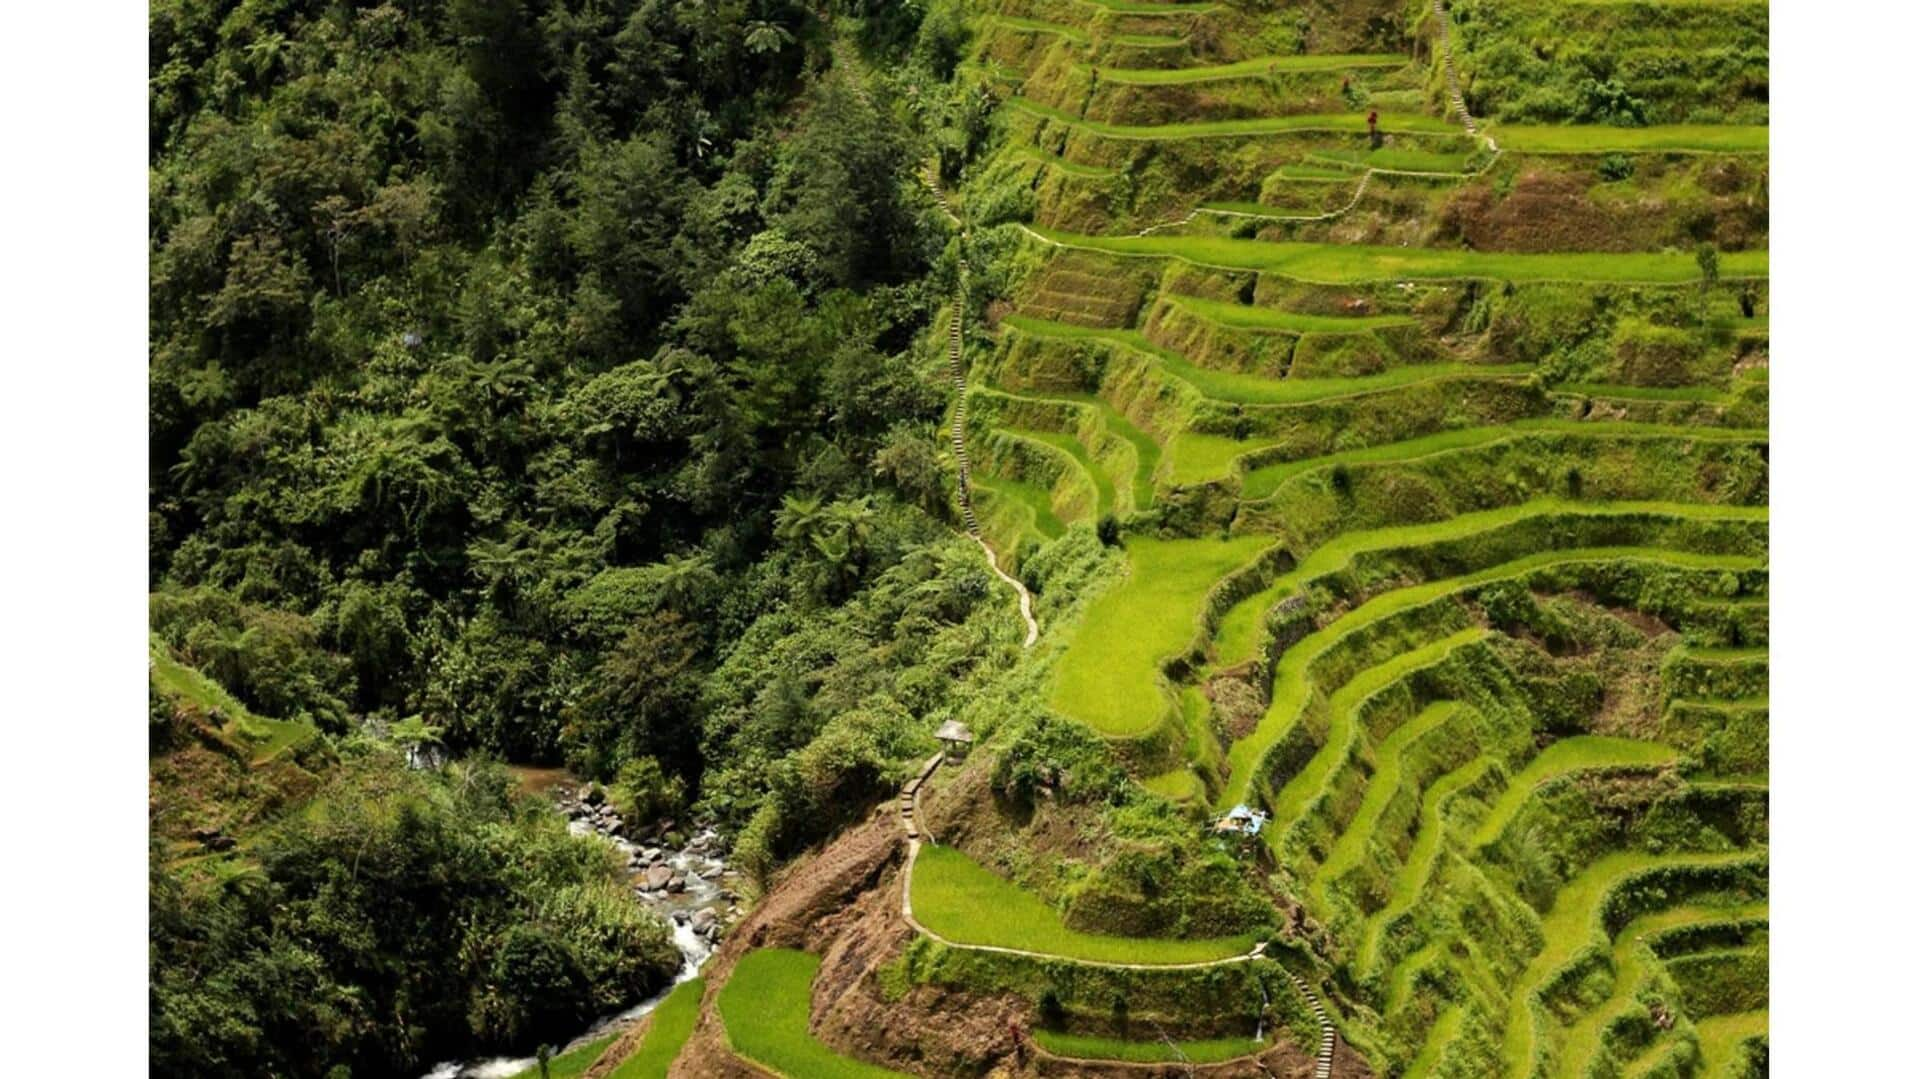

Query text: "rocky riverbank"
[421, 780, 741, 1078]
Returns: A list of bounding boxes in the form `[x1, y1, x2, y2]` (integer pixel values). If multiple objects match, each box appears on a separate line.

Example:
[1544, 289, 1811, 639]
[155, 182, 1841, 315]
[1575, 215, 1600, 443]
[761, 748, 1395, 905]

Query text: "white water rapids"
[419, 824, 730, 1079]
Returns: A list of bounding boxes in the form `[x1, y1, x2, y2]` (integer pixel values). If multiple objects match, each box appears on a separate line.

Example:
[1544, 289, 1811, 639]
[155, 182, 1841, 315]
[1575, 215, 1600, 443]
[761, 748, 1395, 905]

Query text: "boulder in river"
[643, 865, 674, 891]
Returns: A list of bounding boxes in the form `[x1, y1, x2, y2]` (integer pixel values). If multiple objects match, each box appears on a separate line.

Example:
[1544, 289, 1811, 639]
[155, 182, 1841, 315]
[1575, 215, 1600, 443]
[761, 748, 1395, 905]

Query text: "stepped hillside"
[591, 2, 1768, 1077]
[146, 1, 1767, 1077]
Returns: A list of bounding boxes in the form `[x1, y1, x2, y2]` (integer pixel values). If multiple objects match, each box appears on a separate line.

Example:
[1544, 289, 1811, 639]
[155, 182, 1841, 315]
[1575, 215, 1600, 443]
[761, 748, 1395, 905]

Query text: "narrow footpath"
[925, 166, 1040, 648]
[898, 751, 1341, 1077]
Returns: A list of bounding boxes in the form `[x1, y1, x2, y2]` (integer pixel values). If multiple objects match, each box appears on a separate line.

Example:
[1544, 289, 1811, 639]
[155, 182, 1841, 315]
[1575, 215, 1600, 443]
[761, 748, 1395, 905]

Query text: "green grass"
[1140, 767, 1205, 801]
[1214, 497, 1766, 676]
[1199, 199, 1321, 219]
[506, 1036, 617, 1079]
[149, 634, 315, 763]
[1497, 851, 1763, 1079]
[1494, 124, 1768, 154]
[1273, 163, 1356, 181]
[1268, 632, 1487, 842]
[718, 951, 911, 1078]
[1219, 541, 1760, 809]
[1050, 533, 1275, 737]
[911, 844, 1260, 963]
[1014, 144, 1117, 179]
[1552, 906, 1765, 1079]
[1010, 97, 1459, 140]
[1033, 1029, 1266, 1063]
[1005, 316, 1529, 404]
[987, 16, 1089, 45]
[1405, 1006, 1466, 1078]
[972, 474, 1067, 539]
[1012, 428, 1115, 516]
[1073, 0, 1219, 15]
[1084, 53, 1405, 84]
[977, 387, 1160, 509]
[1310, 147, 1474, 174]
[1692, 1010, 1768, 1077]
[607, 977, 706, 1079]
[1024, 226, 1770, 284]
[1311, 701, 1464, 908]
[1165, 431, 1286, 486]
[1470, 736, 1681, 848]
[1236, 419, 1766, 503]
[1355, 757, 1494, 974]
[1164, 293, 1415, 333]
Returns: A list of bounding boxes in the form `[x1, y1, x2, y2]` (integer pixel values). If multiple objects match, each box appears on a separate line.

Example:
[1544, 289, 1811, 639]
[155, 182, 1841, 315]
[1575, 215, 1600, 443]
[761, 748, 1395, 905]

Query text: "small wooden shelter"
[935, 719, 975, 759]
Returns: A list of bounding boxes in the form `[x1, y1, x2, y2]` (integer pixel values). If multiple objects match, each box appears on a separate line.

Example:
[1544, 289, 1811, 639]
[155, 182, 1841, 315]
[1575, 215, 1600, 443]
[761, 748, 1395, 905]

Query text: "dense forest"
[148, 2, 1018, 1074]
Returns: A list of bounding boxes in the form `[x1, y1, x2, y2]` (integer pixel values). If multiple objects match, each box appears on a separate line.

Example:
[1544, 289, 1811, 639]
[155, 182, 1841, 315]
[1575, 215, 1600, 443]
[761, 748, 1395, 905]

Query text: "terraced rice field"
[1049, 533, 1274, 737]
[910, 845, 1259, 963]
[751, 1, 1771, 1075]
[718, 950, 912, 1078]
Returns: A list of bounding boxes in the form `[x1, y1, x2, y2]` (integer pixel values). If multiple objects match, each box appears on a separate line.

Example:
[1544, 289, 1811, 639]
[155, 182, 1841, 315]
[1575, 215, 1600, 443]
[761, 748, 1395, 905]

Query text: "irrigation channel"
[420, 779, 741, 1079]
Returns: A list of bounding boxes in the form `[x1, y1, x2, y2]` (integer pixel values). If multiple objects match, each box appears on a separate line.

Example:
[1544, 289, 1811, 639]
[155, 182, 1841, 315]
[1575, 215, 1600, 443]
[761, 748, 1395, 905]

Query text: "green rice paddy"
[1470, 736, 1683, 848]
[911, 844, 1259, 964]
[1033, 1029, 1267, 1063]
[1050, 533, 1274, 737]
[1024, 226, 1771, 284]
[1220, 545, 1759, 809]
[1496, 851, 1764, 1079]
[1085, 53, 1406, 84]
[718, 950, 911, 1078]
[1354, 756, 1494, 974]
[608, 977, 706, 1078]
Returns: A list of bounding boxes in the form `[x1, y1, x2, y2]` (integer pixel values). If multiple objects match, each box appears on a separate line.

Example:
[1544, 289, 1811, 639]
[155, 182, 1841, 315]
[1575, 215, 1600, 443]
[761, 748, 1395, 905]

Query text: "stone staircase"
[1432, 0, 1477, 136]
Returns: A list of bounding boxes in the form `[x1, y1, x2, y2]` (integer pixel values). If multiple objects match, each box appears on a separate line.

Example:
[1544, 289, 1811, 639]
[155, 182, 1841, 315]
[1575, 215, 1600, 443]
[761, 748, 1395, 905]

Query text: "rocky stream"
[420, 781, 743, 1079]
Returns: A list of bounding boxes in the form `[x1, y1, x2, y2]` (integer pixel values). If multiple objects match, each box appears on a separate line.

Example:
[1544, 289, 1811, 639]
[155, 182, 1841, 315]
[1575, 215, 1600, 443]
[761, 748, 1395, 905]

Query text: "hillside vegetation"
[150, 1, 1767, 1077]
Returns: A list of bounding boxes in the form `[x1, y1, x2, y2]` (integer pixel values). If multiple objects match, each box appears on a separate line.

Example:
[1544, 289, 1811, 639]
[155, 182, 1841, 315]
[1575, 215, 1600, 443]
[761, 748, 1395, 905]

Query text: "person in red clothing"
[1367, 108, 1382, 148]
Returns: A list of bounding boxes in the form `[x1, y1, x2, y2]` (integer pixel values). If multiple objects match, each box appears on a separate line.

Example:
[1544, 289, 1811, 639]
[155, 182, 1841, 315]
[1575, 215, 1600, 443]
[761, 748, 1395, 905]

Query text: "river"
[420, 779, 737, 1079]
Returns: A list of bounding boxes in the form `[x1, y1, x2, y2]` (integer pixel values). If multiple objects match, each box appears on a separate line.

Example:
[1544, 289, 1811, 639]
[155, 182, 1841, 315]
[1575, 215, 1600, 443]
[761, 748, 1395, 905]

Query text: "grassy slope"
[1469, 736, 1683, 848]
[1033, 1029, 1266, 1063]
[1009, 97, 1765, 152]
[1087, 53, 1406, 84]
[975, 387, 1160, 509]
[1310, 701, 1464, 908]
[911, 844, 1258, 963]
[1551, 906, 1767, 1079]
[1497, 851, 1764, 1079]
[1164, 292, 1416, 333]
[1216, 498, 1764, 675]
[1355, 757, 1495, 973]
[1024, 227, 1770, 284]
[1234, 420, 1766, 504]
[149, 634, 314, 763]
[607, 977, 706, 1079]
[1219, 544, 1759, 810]
[718, 951, 911, 1079]
[1050, 533, 1275, 737]
[1006, 316, 1530, 404]
[1267, 631, 1488, 840]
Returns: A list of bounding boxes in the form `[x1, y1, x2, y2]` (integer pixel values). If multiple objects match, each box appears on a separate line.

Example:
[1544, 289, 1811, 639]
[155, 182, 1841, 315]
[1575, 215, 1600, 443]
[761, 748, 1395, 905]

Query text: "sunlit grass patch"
[1050, 534, 1275, 738]
[912, 845, 1259, 963]
[1034, 1028, 1266, 1063]
[608, 977, 705, 1078]
[1023, 226, 1770, 284]
[718, 951, 910, 1078]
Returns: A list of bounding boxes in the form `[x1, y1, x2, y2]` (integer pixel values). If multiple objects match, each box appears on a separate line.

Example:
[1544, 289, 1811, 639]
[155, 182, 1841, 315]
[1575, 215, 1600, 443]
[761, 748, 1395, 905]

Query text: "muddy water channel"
[421, 779, 742, 1079]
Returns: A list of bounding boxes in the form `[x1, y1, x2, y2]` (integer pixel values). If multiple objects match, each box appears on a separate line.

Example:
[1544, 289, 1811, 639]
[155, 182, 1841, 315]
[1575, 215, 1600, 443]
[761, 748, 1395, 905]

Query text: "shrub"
[1597, 153, 1635, 182]
[613, 755, 688, 825]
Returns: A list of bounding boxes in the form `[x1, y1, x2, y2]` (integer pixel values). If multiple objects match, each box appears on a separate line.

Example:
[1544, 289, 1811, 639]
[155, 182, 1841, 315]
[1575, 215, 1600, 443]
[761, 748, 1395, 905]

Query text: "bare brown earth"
[586, 788, 1361, 1078]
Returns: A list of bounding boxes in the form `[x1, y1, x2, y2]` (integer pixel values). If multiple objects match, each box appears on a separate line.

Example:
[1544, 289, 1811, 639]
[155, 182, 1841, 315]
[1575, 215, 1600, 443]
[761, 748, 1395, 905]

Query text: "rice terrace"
[142, 0, 1771, 1077]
